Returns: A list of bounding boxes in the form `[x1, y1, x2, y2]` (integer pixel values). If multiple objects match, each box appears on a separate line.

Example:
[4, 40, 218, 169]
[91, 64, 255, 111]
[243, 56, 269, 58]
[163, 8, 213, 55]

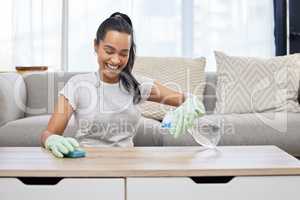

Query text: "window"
[68, 0, 182, 72]
[193, 0, 275, 70]
[68, 0, 275, 71]
[0, 1, 13, 71]
[0, 0, 62, 72]
[0, 0, 275, 72]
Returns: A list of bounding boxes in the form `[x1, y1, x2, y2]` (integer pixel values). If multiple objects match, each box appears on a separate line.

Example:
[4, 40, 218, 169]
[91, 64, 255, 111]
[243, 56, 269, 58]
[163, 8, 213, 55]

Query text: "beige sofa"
[1, 57, 300, 156]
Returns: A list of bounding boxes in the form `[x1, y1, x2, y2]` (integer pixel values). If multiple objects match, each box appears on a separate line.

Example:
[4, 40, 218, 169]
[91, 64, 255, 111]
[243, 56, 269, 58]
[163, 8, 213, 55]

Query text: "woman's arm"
[149, 81, 205, 138]
[40, 95, 74, 146]
[147, 80, 185, 107]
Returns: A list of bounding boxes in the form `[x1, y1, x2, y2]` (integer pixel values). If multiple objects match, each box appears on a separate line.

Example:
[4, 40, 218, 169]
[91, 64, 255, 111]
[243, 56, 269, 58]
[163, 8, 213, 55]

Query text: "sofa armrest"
[0, 73, 26, 126]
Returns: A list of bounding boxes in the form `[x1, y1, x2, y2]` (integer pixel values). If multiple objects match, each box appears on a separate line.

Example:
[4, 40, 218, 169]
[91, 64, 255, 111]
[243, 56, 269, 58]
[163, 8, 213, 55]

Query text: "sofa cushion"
[0, 73, 26, 126]
[162, 113, 300, 157]
[0, 114, 162, 147]
[133, 56, 206, 121]
[0, 115, 77, 147]
[133, 117, 163, 146]
[214, 51, 300, 114]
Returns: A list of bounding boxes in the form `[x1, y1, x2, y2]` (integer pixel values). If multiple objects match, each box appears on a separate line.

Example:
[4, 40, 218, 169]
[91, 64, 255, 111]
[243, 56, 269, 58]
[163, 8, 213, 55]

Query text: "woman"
[41, 12, 204, 158]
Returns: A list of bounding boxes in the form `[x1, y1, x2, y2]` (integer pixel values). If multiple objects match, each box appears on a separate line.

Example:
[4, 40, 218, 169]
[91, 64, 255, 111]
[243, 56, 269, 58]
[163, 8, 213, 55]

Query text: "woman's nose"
[111, 54, 121, 65]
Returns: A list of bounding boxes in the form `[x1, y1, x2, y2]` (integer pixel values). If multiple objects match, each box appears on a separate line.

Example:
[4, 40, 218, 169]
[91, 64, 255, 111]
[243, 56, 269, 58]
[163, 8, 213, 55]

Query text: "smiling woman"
[93, 13, 139, 104]
[39, 12, 205, 158]
[40, 13, 148, 157]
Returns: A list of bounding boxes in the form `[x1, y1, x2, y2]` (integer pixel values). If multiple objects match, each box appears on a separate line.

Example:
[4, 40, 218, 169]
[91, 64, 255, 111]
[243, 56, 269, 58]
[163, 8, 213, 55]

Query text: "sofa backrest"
[22, 71, 217, 117]
[23, 72, 84, 117]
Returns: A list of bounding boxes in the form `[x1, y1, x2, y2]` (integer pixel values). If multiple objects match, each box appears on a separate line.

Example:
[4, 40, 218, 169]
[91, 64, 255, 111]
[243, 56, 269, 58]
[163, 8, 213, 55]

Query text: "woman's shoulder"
[134, 74, 154, 87]
[67, 72, 97, 85]
[134, 74, 153, 83]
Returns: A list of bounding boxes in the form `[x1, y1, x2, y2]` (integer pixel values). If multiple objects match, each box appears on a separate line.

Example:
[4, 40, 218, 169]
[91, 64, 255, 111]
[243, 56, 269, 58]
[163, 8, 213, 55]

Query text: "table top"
[1, 146, 300, 177]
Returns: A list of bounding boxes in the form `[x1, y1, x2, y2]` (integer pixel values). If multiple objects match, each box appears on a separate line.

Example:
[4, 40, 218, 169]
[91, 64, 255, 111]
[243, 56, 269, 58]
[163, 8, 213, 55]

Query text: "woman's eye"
[105, 51, 114, 55]
[120, 54, 128, 57]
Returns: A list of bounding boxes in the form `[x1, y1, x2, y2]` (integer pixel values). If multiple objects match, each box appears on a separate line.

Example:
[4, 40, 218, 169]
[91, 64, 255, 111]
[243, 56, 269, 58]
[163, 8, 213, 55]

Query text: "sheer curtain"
[0, 0, 62, 71]
[194, 0, 275, 70]
[68, 0, 132, 72]
[0, 0, 275, 72]
[0, 1, 13, 71]
[68, 0, 275, 72]
[68, 0, 183, 72]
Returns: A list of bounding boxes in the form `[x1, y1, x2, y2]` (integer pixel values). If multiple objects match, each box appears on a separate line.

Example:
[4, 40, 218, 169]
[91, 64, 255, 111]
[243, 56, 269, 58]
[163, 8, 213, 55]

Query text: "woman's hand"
[40, 95, 77, 157]
[44, 134, 80, 158]
[162, 95, 205, 138]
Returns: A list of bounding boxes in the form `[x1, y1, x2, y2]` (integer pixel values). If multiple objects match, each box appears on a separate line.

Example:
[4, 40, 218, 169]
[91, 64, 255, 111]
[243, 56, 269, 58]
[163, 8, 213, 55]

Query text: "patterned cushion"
[214, 51, 300, 114]
[133, 57, 206, 121]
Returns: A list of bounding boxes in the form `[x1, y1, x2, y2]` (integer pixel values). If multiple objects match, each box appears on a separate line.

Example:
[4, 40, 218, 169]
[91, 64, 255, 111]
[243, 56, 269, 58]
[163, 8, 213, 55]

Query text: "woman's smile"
[106, 63, 120, 73]
[107, 64, 118, 70]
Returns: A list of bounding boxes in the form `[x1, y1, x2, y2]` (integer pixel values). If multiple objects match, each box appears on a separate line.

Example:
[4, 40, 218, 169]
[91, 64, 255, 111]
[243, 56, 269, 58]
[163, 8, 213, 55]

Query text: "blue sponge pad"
[64, 149, 86, 158]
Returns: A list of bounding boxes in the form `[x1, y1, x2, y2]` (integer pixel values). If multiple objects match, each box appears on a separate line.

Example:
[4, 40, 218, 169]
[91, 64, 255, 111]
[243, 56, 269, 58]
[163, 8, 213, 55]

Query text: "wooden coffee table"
[0, 145, 300, 200]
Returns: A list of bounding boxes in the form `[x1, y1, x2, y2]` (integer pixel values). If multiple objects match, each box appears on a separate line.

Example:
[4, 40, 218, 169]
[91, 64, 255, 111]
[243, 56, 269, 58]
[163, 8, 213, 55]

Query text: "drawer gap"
[17, 177, 63, 185]
[190, 176, 234, 184]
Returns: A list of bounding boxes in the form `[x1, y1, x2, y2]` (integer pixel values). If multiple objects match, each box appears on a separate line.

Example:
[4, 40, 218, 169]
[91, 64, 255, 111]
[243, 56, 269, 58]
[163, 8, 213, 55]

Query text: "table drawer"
[127, 176, 300, 200]
[0, 178, 124, 200]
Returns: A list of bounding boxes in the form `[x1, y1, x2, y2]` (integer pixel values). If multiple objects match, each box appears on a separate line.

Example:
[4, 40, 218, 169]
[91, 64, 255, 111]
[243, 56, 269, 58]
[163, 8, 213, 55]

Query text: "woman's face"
[95, 30, 131, 83]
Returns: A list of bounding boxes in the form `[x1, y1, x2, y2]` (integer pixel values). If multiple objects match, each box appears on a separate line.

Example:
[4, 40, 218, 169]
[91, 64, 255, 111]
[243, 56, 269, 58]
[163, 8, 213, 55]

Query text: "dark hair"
[95, 12, 141, 104]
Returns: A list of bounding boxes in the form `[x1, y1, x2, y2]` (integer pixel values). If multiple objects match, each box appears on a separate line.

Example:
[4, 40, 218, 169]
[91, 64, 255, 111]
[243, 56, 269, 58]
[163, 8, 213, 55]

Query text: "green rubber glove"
[45, 135, 80, 158]
[162, 95, 206, 138]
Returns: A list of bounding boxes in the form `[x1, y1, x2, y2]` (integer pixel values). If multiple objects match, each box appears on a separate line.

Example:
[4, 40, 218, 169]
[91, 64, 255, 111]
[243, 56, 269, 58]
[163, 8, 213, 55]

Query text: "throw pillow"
[133, 56, 206, 121]
[214, 51, 300, 114]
